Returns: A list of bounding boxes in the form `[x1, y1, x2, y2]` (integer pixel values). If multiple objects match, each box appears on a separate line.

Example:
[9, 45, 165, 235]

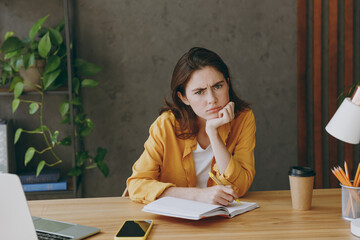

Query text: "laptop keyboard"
[36, 230, 73, 240]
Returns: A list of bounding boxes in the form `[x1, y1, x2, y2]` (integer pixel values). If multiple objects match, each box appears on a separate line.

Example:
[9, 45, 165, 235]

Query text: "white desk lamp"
[326, 96, 360, 144]
[325, 88, 360, 237]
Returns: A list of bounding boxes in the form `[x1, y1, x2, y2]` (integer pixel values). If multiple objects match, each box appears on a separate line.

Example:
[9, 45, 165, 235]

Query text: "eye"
[195, 90, 204, 95]
[214, 84, 223, 90]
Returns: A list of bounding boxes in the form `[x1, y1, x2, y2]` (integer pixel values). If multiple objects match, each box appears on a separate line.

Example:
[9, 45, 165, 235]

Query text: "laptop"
[0, 173, 100, 240]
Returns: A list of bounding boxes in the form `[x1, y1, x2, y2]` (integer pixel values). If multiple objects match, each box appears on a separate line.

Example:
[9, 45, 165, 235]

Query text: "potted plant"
[0, 15, 108, 179]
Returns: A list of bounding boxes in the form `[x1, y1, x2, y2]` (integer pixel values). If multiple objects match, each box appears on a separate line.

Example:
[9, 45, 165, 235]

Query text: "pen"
[208, 172, 242, 205]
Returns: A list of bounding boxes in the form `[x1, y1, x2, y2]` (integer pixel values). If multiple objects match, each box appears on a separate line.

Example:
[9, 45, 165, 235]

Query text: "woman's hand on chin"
[205, 101, 235, 136]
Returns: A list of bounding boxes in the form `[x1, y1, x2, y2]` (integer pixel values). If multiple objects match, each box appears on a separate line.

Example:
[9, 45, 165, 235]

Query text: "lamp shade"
[326, 98, 360, 144]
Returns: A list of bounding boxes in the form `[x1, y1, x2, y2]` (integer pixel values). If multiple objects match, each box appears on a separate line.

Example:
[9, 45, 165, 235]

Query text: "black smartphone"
[114, 220, 153, 240]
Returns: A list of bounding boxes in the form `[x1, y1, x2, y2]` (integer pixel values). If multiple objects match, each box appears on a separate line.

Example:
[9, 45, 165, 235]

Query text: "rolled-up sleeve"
[215, 110, 256, 197]
[127, 118, 176, 204]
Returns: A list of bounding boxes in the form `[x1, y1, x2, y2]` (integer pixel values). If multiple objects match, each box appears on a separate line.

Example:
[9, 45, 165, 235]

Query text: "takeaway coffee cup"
[288, 166, 316, 210]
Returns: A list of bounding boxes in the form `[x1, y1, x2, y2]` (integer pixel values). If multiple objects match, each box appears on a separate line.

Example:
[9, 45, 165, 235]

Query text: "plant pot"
[19, 60, 45, 91]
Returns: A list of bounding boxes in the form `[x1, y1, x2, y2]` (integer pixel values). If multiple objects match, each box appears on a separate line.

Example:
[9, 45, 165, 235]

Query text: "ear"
[177, 91, 190, 105]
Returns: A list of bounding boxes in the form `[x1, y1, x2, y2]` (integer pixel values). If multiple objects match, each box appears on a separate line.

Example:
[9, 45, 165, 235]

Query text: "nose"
[207, 89, 217, 104]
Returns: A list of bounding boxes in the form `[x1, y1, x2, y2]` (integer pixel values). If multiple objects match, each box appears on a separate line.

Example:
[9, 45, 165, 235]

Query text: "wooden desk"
[28, 189, 358, 239]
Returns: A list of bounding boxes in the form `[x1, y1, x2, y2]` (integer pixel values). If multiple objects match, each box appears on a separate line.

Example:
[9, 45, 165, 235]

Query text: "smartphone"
[114, 220, 153, 240]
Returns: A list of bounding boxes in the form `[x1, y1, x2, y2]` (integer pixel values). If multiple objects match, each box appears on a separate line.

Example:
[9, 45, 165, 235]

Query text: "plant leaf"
[9, 76, 23, 91]
[23, 53, 32, 70]
[43, 68, 61, 90]
[75, 59, 102, 76]
[14, 82, 24, 99]
[4, 31, 15, 40]
[76, 151, 89, 167]
[59, 102, 70, 117]
[68, 167, 82, 177]
[61, 114, 70, 124]
[81, 79, 99, 88]
[86, 163, 97, 169]
[94, 147, 107, 163]
[14, 128, 22, 144]
[49, 27, 63, 45]
[51, 130, 59, 146]
[12, 99, 20, 113]
[72, 77, 80, 95]
[56, 44, 66, 58]
[44, 55, 61, 75]
[38, 27, 48, 38]
[97, 162, 109, 177]
[15, 57, 23, 71]
[3, 63, 12, 72]
[1, 72, 8, 86]
[0, 36, 25, 53]
[75, 113, 86, 124]
[30, 41, 38, 51]
[41, 125, 50, 133]
[71, 97, 82, 106]
[32, 127, 44, 133]
[4, 51, 18, 60]
[59, 136, 71, 146]
[25, 147, 36, 166]
[29, 102, 39, 114]
[36, 160, 46, 177]
[55, 19, 65, 32]
[22, 37, 31, 45]
[29, 15, 49, 40]
[29, 53, 35, 68]
[80, 126, 92, 137]
[38, 32, 51, 58]
[85, 118, 94, 129]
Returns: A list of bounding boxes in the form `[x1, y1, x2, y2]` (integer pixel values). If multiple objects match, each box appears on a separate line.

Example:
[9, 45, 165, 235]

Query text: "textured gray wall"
[0, 0, 297, 197]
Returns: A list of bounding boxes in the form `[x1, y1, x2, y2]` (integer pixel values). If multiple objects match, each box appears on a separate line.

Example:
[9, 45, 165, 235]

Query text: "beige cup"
[288, 166, 315, 210]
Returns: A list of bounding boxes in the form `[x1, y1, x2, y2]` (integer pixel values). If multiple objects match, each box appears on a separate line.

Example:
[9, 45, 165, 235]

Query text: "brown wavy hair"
[159, 47, 250, 139]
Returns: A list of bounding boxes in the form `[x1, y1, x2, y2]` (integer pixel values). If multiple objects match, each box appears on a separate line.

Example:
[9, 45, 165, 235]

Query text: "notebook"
[0, 173, 100, 240]
[142, 196, 259, 220]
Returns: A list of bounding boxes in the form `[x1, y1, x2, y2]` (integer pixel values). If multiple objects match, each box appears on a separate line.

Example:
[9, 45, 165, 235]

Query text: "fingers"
[223, 185, 239, 198]
[205, 102, 235, 134]
[218, 102, 235, 123]
[216, 196, 233, 206]
[210, 185, 239, 206]
[226, 101, 235, 119]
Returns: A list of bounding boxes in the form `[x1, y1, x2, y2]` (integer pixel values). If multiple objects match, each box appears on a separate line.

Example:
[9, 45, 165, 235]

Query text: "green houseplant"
[0, 15, 109, 179]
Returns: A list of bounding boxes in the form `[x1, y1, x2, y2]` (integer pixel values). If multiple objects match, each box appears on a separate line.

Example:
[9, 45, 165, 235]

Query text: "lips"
[206, 107, 222, 113]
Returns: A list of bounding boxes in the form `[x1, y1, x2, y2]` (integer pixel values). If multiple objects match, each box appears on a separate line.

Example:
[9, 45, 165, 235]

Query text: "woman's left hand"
[206, 101, 235, 135]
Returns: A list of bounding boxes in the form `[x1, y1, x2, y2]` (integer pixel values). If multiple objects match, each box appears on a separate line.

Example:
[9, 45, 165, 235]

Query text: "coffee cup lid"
[288, 166, 315, 177]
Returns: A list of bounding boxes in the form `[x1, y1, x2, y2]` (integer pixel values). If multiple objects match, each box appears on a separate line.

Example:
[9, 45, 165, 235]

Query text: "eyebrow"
[191, 80, 225, 92]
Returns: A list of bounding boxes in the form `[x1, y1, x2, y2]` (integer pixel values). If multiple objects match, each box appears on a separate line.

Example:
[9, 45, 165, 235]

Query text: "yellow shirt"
[127, 109, 256, 204]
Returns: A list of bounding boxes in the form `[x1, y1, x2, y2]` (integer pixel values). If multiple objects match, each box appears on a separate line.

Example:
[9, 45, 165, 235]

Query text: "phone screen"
[116, 220, 152, 237]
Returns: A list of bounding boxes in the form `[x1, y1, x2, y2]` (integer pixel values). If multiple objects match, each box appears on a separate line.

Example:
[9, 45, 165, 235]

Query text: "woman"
[127, 47, 256, 206]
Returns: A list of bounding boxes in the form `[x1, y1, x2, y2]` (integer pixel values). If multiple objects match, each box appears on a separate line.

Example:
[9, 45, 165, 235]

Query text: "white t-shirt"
[193, 142, 214, 188]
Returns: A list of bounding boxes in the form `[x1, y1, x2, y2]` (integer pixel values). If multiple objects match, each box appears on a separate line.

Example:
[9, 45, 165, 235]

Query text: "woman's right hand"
[196, 185, 239, 206]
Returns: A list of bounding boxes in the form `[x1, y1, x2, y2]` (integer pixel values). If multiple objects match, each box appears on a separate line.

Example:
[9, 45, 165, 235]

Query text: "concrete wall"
[0, 0, 297, 197]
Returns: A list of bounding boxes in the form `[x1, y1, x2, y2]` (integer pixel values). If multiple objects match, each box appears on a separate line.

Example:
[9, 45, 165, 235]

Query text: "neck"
[196, 118, 210, 149]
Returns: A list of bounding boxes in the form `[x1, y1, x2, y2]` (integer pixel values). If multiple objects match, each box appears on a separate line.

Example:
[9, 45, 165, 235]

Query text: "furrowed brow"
[212, 80, 225, 87]
[192, 87, 206, 92]
[191, 80, 225, 92]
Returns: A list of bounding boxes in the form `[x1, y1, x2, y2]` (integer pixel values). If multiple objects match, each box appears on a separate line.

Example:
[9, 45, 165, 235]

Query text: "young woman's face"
[178, 66, 230, 122]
